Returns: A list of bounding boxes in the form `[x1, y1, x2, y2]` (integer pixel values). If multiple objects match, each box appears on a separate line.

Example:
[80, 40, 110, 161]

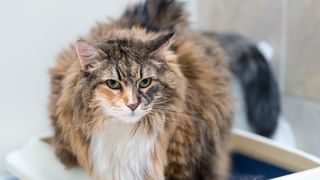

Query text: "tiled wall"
[196, 0, 320, 157]
[286, 0, 320, 101]
[197, 0, 284, 81]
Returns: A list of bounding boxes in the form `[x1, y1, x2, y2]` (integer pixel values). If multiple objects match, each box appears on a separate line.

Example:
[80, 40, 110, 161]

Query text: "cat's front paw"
[55, 148, 79, 168]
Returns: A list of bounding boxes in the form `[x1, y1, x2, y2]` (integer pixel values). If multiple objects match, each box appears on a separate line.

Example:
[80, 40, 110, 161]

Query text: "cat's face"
[76, 33, 178, 123]
[94, 60, 163, 124]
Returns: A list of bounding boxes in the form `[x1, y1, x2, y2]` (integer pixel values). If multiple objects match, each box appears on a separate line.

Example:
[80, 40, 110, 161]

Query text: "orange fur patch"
[96, 85, 122, 107]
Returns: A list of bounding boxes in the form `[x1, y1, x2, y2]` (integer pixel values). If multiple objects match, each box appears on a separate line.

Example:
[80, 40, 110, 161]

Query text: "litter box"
[5, 129, 320, 180]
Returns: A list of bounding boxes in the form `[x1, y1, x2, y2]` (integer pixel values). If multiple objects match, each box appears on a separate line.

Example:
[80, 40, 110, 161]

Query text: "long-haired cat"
[49, 0, 234, 179]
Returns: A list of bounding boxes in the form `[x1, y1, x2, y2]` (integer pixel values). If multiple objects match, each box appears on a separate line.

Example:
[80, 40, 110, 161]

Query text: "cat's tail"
[215, 33, 281, 137]
[120, 0, 187, 32]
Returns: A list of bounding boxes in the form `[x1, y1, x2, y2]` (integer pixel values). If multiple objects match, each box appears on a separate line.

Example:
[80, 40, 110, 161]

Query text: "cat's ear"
[146, 32, 175, 54]
[75, 40, 101, 72]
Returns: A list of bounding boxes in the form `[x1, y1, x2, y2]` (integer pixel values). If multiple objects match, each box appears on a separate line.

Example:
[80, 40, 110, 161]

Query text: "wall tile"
[197, 0, 284, 81]
[283, 95, 320, 157]
[285, 0, 320, 101]
[197, 0, 320, 158]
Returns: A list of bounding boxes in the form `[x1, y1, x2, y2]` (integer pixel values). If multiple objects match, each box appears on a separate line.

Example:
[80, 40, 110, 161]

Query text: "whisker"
[130, 121, 141, 137]
[151, 107, 212, 127]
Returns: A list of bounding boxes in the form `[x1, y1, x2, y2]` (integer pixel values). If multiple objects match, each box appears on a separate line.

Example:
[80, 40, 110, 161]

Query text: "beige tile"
[283, 95, 320, 157]
[197, 0, 320, 158]
[285, 0, 320, 101]
[197, 0, 284, 80]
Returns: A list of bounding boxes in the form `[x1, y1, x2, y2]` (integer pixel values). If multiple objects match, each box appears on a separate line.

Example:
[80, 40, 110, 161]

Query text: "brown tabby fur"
[49, 0, 233, 179]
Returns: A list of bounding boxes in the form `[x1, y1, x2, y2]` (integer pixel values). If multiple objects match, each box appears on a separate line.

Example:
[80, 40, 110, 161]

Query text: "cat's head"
[75, 31, 183, 124]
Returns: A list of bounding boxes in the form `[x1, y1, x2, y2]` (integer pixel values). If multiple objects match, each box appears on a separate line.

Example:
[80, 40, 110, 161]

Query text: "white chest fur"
[90, 121, 156, 180]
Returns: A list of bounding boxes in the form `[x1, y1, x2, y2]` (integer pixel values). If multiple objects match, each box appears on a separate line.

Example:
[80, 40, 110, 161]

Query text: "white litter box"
[5, 129, 320, 180]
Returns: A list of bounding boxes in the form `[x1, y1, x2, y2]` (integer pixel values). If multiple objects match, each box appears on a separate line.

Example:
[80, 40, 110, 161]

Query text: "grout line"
[283, 93, 320, 106]
[280, 0, 288, 93]
[187, 0, 198, 29]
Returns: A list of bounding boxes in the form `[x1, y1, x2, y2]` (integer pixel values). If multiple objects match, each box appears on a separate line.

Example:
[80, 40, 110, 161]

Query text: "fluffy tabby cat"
[49, 0, 233, 179]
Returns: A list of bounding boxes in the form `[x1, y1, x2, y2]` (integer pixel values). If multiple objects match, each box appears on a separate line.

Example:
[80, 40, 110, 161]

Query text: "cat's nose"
[126, 103, 139, 111]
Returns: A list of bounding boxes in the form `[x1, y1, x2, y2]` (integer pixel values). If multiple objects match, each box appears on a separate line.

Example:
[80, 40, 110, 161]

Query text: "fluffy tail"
[120, 0, 187, 32]
[216, 33, 281, 137]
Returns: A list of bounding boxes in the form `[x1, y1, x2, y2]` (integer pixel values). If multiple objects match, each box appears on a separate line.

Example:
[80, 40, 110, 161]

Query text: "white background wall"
[0, 0, 196, 175]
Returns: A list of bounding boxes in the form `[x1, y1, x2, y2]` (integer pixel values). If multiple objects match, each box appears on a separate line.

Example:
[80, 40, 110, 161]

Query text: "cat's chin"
[114, 112, 147, 124]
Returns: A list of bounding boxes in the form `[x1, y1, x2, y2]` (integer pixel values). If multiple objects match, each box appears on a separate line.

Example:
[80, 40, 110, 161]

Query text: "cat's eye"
[139, 78, 152, 88]
[106, 79, 121, 90]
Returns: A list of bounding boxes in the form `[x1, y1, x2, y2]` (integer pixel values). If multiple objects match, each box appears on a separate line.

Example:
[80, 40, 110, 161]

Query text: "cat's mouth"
[122, 111, 140, 117]
[110, 108, 148, 124]
[118, 113, 146, 124]
[99, 100, 150, 123]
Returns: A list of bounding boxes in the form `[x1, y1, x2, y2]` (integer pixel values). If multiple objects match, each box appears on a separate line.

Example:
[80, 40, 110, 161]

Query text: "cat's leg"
[55, 147, 79, 168]
[164, 123, 230, 180]
[194, 136, 230, 180]
[52, 130, 79, 168]
[165, 127, 199, 180]
[211, 149, 230, 180]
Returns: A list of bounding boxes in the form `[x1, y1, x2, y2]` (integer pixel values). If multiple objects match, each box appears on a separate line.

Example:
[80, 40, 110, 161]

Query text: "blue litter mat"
[230, 152, 292, 180]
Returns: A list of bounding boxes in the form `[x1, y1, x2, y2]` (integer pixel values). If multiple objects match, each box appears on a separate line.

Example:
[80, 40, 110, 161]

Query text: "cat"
[204, 32, 295, 146]
[48, 0, 234, 180]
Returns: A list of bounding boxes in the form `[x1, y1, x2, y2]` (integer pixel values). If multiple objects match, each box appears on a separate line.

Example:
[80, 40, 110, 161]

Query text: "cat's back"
[169, 29, 233, 149]
[174, 28, 232, 104]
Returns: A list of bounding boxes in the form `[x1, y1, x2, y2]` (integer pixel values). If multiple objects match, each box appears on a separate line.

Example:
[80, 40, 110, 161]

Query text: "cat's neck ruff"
[90, 119, 158, 180]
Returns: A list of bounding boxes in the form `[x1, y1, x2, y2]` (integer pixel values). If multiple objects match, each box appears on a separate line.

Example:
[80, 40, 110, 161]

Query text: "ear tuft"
[75, 40, 100, 72]
[147, 32, 175, 53]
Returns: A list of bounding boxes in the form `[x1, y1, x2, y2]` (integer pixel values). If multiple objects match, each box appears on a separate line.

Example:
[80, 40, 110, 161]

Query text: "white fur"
[90, 120, 157, 180]
[257, 41, 274, 62]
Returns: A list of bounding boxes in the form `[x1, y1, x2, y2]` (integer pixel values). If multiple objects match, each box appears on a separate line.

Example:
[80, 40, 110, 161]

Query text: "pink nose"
[126, 103, 139, 111]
